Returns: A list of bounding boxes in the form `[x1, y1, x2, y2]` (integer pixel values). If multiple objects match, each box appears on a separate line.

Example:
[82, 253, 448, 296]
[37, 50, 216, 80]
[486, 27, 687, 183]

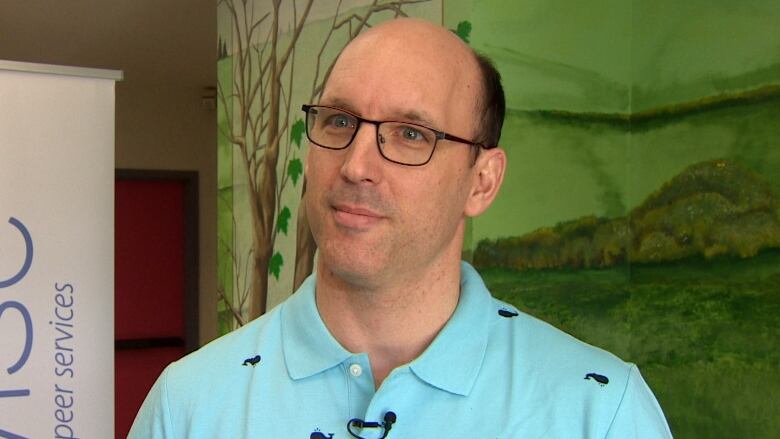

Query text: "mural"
[218, 1, 780, 437]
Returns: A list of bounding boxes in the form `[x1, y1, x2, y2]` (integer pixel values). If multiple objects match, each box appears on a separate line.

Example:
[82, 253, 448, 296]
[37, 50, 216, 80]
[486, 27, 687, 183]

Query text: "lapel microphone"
[347, 411, 397, 438]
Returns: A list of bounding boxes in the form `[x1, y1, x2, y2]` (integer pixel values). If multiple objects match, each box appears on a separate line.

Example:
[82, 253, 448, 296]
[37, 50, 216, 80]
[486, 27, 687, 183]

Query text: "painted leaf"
[291, 118, 305, 148]
[288, 158, 303, 186]
[269, 251, 283, 280]
[276, 206, 291, 235]
[455, 21, 472, 44]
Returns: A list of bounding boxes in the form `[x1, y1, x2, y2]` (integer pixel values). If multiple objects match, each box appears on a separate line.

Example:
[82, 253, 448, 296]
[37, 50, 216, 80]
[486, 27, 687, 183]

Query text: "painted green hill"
[474, 159, 780, 270]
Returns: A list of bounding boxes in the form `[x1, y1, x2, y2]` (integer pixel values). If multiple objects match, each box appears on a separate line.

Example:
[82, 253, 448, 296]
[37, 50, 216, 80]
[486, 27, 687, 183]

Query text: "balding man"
[130, 18, 672, 438]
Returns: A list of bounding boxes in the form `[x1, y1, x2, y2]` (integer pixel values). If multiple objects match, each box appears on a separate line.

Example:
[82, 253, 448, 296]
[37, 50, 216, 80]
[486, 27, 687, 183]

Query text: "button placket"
[345, 354, 375, 424]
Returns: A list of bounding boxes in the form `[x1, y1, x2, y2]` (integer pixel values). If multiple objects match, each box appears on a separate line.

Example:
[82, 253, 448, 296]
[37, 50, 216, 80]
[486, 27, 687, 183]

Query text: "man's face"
[304, 21, 483, 288]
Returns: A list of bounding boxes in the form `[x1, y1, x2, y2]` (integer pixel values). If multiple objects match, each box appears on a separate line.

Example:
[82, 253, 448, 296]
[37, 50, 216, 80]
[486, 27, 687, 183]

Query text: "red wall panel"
[115, 178, 190, 439]
[115, 180, 185, 339]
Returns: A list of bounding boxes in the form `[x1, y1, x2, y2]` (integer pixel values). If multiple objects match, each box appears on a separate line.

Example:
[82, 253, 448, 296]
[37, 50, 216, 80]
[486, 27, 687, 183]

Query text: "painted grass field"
[480, 249, 780, 438]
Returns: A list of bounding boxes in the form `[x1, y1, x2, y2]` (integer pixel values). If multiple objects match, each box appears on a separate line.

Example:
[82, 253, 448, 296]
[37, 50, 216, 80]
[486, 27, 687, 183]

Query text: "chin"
[318, 241, 387, 285]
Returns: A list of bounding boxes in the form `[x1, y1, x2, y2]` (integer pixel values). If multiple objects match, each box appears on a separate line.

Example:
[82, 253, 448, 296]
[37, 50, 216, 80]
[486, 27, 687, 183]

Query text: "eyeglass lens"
[305, 106, 437, 166]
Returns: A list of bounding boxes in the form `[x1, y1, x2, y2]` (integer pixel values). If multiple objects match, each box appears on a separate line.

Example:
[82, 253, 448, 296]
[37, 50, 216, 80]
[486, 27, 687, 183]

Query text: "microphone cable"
[347, 411, 397, 439]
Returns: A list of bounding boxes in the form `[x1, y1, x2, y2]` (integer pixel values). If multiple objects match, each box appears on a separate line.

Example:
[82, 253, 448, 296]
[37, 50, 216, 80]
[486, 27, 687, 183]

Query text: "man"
[130, 18, 672, 438]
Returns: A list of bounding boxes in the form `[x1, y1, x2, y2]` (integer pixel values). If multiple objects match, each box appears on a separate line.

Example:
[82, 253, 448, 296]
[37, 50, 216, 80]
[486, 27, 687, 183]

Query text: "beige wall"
[1, 0, 219, 345]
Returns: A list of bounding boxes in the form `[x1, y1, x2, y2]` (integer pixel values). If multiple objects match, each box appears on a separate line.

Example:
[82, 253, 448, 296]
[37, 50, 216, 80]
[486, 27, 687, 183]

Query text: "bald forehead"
[323, 19, 482, 133]
[352, 18, 473, 57]
[342, 19, 478, 79]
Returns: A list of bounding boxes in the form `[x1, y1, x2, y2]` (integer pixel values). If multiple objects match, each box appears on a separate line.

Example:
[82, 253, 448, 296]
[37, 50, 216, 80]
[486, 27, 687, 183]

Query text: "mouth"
[330, 203, 385, 229]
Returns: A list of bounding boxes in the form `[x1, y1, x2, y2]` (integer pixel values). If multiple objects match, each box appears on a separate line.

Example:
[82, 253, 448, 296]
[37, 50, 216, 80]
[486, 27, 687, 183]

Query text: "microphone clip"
[347, 411, 397, 439]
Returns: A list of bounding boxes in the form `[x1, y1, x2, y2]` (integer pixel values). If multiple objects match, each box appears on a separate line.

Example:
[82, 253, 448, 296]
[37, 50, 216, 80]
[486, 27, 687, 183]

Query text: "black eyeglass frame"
[301, 104, 492, 166]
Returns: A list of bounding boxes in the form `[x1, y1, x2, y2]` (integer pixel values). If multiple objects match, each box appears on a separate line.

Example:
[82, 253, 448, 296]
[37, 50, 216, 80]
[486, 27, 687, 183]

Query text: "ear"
[463, 147, 506, 217]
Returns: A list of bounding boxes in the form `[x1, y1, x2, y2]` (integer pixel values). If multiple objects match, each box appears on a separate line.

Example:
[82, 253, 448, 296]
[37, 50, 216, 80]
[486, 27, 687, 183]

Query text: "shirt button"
[349, 363, 363, 377]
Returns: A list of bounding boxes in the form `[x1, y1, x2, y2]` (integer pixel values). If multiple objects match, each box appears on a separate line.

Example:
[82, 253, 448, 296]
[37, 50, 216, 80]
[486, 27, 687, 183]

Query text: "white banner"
[0, 61, 120, 439]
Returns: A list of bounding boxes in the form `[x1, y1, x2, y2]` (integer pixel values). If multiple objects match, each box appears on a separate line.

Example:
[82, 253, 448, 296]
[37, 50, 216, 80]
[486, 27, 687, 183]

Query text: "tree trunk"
[251, 222, 270, 318]
[249, 1, 282, 319]
[245, 146, 273, 319]
[293, 176, 317, 291]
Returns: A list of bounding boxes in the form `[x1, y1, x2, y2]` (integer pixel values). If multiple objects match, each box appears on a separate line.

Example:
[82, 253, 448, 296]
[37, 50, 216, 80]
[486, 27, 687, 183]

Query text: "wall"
[460, 1, 780, 437]
[217, 1, 780, 437]
[0, 0, 219, 345]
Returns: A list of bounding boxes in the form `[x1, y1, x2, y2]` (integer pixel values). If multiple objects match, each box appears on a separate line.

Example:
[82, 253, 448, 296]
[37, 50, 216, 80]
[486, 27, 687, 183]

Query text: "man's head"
[304, 18, 506, 288]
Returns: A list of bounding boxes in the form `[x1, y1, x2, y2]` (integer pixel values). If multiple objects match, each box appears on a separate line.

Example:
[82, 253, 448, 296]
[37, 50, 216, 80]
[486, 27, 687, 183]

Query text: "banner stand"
[1, 60, 122, 439]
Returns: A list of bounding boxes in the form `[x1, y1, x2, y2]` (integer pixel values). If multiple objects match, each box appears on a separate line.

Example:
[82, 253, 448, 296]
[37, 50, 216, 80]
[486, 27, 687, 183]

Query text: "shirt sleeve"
[604, 365, 673, 438]
[127, 367, 175, 439]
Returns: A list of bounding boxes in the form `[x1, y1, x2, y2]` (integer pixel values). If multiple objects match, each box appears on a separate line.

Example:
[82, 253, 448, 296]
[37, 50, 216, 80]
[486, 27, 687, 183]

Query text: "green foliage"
[474, 159, 780, 270]
[630, 160, 780, 261]
[290, 118, 305, 148]
[633, 159, 777, 219]
[269, 251, 283, 280]
[454, 20, 472, 44]
[276, 206, 291, 235]
[288, 157, 303, 186]
[474, 216, 629, 270]
[482, 250, 780, 439]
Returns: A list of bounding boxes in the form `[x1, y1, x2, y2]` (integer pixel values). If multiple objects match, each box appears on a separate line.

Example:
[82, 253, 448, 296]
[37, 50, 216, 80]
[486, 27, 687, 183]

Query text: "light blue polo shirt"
[129, 263, 672, 438]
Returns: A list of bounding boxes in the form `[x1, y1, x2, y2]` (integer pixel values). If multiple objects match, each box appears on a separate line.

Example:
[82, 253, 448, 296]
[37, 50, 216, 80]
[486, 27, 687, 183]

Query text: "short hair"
[473, 52, 505, 148]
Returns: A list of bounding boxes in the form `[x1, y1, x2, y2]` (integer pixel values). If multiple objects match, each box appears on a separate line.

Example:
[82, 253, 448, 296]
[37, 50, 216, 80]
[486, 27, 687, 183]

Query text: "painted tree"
[218, 0, 430, 325]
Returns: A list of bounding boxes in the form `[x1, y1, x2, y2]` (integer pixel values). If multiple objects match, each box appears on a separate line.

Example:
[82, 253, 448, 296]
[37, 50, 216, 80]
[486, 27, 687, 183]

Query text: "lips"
[330, 203, 385, 229]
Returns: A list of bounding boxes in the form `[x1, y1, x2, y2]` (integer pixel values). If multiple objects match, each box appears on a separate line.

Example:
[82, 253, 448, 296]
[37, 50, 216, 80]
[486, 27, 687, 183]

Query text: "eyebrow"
[398, 110, 438, 129]
[319, 97, 440, 130]
[320, 97, 358, 114]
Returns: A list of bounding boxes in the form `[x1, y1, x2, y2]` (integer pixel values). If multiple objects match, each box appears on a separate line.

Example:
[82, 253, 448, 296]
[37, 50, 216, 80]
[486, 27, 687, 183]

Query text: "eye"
[327, 113, 353, 129]
[401, 126, 426, 142]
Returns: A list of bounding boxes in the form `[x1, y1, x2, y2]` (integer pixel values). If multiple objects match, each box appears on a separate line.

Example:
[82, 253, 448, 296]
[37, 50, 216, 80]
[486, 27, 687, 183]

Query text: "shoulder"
[488, 296, 630, 377]
[460, 262, 633, 397]
[128, 304, 287, 438]
[488, 299, 635, 398]
[482, 297, 671, 437]
[162, 303, 284, 393]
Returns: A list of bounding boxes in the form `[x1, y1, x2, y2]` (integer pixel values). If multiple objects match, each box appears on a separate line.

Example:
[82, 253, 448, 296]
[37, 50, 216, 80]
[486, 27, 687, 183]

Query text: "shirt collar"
[408, 262, 491, 396]
[281, 273, 353, 380]
[281, 262, 492, 396]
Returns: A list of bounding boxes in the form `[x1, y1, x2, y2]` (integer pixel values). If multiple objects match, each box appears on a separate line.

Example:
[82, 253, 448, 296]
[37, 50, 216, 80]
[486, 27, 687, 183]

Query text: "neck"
[315, 252, 462, 389]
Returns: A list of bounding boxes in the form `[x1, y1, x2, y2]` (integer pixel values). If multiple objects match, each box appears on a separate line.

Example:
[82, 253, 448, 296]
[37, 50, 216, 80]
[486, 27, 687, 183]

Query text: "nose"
[339, 122, 383, 184]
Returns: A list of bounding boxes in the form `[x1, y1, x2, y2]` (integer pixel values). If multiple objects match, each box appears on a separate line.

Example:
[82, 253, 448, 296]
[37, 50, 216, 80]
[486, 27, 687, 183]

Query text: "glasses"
[301, 105, 488, 166]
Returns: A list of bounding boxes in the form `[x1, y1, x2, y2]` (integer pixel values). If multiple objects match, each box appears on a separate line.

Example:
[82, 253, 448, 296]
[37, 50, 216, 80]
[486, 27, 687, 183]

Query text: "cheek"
[304, 153, 334, 227]
[306, 150, 339, 192]
[398, 170, 469, 232]
[441, 171, 473, 222]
